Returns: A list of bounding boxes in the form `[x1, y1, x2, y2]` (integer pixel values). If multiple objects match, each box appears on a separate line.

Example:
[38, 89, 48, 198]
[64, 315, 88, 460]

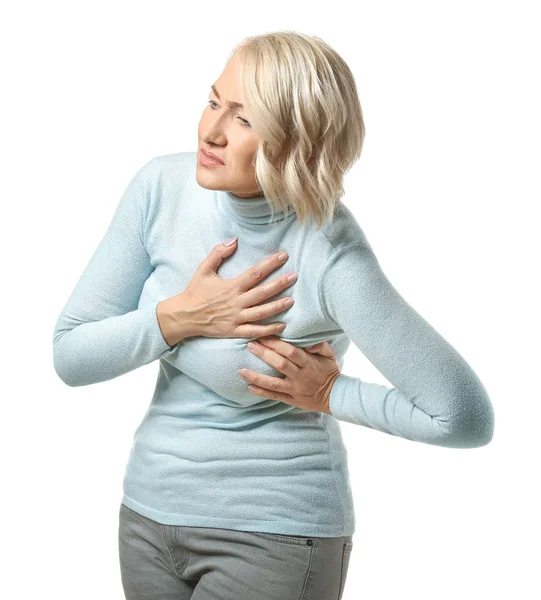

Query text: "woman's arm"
[52, 158, 175, 387]
[318, 242, 495, 448]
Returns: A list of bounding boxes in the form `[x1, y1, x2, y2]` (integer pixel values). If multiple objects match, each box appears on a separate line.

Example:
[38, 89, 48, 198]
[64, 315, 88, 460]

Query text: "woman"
[53, 31, 495, 600]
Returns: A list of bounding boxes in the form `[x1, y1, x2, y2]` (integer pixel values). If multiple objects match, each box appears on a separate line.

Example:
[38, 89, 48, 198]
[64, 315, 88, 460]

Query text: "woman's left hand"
[238, 336, 341, 414]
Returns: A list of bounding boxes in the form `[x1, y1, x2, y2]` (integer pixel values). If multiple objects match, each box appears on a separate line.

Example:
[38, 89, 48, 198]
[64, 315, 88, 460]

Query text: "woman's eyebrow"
[211, 84, 244, 109]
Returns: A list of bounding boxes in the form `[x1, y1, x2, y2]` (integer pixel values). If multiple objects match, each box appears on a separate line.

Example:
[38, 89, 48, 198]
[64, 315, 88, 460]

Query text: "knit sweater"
[52, 150, 494, 537]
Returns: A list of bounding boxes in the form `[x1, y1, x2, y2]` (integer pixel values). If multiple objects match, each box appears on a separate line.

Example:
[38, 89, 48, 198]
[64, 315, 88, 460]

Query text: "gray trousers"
[118, 503, 354, 600]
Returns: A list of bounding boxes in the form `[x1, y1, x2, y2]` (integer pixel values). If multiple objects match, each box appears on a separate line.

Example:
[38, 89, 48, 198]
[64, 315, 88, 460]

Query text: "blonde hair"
[227, 31, 366, 229]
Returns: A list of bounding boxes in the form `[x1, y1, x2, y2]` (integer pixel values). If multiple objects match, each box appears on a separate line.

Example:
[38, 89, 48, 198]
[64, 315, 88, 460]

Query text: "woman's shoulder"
[316, 199, 374, 256]
[135, 151, 199, 231]
[130, 151, 196, 193]
[150, 150, 197, 177]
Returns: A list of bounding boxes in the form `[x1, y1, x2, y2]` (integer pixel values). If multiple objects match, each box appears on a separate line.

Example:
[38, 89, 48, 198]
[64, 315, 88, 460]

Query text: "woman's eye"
[207, 100, 251, 128]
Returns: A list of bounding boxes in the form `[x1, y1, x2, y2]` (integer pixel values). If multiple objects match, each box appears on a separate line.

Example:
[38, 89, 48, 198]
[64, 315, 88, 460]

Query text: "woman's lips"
[200, 149, 225, 165]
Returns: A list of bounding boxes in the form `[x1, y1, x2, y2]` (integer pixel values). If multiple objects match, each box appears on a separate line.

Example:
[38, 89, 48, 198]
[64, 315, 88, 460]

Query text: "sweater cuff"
[151, 300, 177, 353]
[329, 373, 359, 423]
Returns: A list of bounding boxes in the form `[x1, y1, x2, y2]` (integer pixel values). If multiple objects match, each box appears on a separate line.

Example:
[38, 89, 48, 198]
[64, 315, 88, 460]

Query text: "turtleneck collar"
[217, 189, 296, 225]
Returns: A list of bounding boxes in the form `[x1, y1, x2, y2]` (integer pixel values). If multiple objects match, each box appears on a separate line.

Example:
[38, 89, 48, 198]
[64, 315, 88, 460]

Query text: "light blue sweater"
[53, 150, 494, 537]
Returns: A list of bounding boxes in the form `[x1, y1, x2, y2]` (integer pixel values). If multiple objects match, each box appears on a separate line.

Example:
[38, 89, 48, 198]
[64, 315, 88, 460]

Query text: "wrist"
[157, 295, 196, 346]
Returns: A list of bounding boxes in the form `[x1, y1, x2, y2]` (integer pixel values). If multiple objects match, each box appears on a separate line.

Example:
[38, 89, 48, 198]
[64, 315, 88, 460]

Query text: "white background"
[2, 1, 539, 598]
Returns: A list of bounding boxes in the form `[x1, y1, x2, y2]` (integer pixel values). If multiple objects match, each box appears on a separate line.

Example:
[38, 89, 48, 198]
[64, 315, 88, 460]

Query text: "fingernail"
[225, 237, 238, 246]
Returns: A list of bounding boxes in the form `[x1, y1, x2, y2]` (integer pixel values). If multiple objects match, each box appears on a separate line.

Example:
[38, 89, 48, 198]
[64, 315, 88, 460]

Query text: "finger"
[202, 239, 238, 274]
[239, 271, 297, 314]
[233, 322, 287, 338]
[244, 382, 293, 404]
[234, 251, 292, 294]
[239, 294, 293, 323]
[305, 341, 335, 358]
[239, 367, 290, 395]
[247, 340, 300, 377]
[257, 336, 309, 368]
[237, 369, 287, 394]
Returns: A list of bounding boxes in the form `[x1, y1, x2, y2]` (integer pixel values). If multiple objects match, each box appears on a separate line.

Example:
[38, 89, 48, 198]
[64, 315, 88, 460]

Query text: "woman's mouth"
[200, 149, 225, 166]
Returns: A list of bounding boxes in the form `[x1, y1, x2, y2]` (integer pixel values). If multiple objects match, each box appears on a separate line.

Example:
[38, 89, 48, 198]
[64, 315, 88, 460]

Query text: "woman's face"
[196, 54, 263, 199]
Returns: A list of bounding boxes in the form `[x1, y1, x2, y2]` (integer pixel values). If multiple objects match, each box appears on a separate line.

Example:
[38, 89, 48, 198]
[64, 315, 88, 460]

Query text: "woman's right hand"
[157, 237, 298, 346]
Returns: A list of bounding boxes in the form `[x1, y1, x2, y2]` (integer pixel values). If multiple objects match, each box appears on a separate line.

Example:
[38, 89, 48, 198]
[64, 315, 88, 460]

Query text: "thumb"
[305, 341, 335, 357]
[203, 237, 238, 274]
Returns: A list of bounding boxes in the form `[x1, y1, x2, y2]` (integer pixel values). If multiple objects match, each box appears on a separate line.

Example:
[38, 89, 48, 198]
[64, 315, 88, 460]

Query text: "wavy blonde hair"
[227, 31, 366, 229]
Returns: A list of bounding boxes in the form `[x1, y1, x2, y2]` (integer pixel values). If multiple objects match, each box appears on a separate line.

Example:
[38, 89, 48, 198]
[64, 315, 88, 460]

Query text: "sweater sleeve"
[52, 158, 175, 387]
[318, 242, 495, 448]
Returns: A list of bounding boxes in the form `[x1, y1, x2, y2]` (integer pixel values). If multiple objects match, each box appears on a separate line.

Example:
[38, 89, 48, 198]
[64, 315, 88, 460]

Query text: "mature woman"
[53, 31, 494, 600]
